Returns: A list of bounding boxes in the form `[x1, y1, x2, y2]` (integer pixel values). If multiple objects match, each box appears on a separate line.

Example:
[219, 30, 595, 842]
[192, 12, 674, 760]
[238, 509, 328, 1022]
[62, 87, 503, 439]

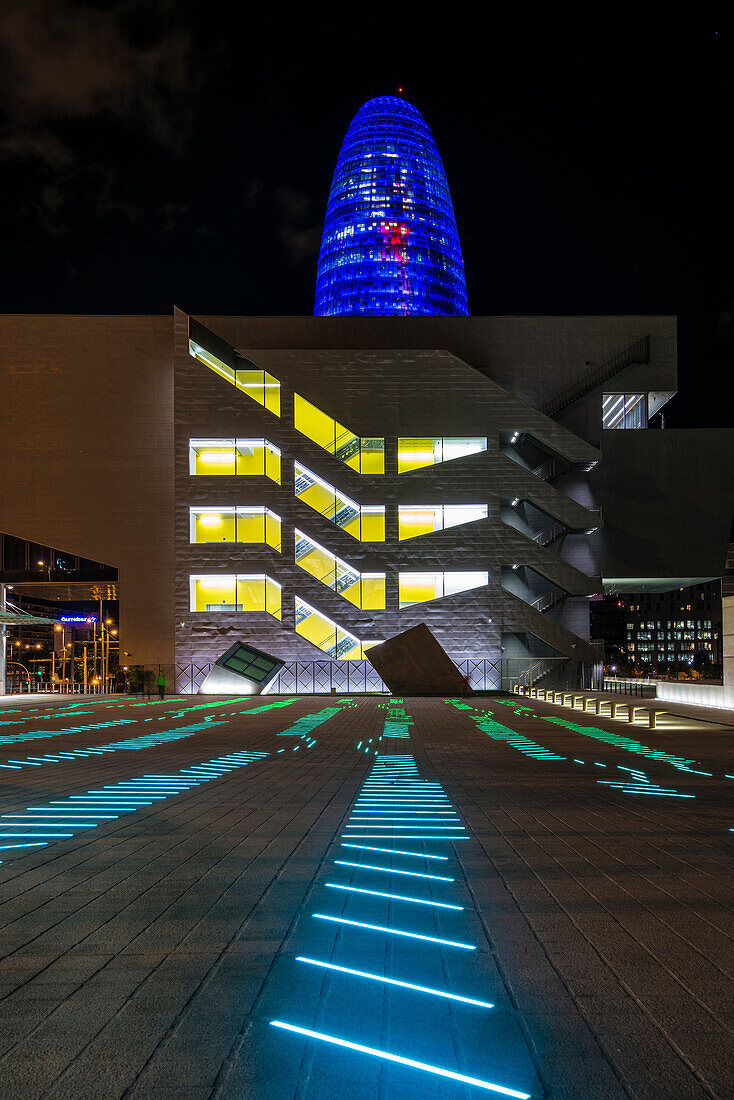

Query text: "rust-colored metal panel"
[366, 623, 469, 695]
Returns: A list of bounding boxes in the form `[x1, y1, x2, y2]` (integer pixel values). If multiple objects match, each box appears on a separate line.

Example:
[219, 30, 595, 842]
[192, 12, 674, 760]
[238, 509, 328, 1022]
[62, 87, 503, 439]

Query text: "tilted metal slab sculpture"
[366, 623, 470, 696]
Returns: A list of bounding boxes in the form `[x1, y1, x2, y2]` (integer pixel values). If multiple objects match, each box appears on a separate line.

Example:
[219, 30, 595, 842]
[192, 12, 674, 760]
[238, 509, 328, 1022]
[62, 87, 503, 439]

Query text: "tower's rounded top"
[314, 96, 469, 317]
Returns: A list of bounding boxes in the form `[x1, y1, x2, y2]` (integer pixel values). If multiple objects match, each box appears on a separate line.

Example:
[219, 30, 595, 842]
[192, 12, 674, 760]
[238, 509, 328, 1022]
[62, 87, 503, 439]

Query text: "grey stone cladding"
[174, 311, 608, 671]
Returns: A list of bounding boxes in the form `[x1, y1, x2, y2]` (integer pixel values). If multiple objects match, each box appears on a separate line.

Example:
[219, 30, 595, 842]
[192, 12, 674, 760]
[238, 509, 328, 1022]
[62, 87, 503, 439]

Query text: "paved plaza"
[0, 692, 732, 1099]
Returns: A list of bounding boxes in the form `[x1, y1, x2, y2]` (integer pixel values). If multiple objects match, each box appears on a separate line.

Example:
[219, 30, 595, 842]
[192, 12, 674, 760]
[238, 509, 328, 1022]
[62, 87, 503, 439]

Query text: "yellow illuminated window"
[398, 571, 488, 607]
[295, 597, 377, 659]
[398, 437, 487, 474]
[294, 393, 384, 474]
[294, 462, 385, 542]
[236, 369, 281, 416]
[398, 504, 487, 541]
[189, 575, 281, 619]
[189, 508, 281, 552]
[294, 529, 385, 608]
[189, 340, 281, 417]
[189, 439, 281, 483]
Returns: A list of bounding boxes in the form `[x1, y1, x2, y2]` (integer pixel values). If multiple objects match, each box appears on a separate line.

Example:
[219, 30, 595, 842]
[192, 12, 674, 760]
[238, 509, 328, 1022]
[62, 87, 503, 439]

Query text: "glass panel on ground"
[219, 644, 279, 682]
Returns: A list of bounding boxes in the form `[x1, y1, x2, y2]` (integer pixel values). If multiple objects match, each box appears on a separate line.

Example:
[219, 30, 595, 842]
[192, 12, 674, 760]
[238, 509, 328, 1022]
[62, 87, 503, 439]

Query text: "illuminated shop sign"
[59, 615, 98, 624]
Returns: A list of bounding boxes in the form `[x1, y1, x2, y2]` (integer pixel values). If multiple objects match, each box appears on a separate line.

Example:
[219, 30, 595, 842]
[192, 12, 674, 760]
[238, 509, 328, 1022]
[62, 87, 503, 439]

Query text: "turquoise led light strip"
[269, 1022, 529, 1098]
[0, 718, 136, 749]
[268, 749, 533, 1100]
[343, 834, 471, 839]
[0, 750, 268, 863]
[340, 843, 448, 860]
[0, 718, 230, 773]
[313, 913, 475, 950]
[333, 860, 453, 881]
[296, 957, 492, 1008]
[324, 882, 463, 910]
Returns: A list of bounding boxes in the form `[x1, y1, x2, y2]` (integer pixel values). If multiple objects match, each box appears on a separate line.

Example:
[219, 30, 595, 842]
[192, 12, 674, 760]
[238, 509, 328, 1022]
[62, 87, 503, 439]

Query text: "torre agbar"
[1, 96, 733, 693]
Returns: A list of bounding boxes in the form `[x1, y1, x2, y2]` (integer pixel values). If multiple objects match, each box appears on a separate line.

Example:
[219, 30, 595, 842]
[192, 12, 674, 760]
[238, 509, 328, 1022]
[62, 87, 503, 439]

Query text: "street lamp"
[36, 558, 52, 582]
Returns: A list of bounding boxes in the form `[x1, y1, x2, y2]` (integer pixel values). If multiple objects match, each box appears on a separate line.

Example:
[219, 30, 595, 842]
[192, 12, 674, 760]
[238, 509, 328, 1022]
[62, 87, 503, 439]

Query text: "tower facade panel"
[315, 97, 469, 317]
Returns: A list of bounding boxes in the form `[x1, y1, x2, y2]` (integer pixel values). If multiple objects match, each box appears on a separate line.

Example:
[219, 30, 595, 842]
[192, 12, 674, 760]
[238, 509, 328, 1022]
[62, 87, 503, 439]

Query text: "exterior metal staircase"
[542, 335, 650, 419]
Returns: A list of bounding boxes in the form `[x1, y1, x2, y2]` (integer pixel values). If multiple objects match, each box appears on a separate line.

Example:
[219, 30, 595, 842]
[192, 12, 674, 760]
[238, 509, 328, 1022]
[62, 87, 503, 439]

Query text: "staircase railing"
[542, 335, 650, 419]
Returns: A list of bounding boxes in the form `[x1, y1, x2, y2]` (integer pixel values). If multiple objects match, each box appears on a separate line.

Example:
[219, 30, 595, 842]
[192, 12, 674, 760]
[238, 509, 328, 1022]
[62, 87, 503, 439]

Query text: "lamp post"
[36, 558, 52, 583]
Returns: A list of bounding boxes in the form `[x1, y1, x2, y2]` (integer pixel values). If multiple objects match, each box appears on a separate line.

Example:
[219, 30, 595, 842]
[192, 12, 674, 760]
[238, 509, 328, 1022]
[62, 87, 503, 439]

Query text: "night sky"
[1, 8, 732, 427]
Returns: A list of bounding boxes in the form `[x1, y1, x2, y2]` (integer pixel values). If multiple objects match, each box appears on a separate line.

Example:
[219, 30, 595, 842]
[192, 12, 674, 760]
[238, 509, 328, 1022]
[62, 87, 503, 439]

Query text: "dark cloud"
[0, 0, 192, 160]
[274, 186, 322, 265]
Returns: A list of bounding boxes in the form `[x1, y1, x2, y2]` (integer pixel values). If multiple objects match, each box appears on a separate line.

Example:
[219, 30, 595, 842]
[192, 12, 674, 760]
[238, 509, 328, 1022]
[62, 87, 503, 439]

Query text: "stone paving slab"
[0, 694, 731, 1097]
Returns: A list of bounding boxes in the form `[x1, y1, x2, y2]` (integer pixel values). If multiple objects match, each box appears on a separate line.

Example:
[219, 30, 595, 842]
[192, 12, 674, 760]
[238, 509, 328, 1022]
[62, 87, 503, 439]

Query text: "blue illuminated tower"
[315, 96, 469, 317]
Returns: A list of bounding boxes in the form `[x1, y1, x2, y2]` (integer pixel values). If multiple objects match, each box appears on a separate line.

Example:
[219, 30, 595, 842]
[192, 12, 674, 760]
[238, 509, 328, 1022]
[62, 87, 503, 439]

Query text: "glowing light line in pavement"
[313, 913, 475, 949]
[0, 821, 98, 828]
[340, 843, 448, 860]
[88, 791, 167, 798]
[349, 815, 460, 820]
[325, 883, 462, 909]
[269, 1022, 529, 1098]
[0, 719, 135, 747]
[0, 842, 48, 850]
[296, 957, 492, 1007]
[344, 824, 466, 830]
[343, 834, 471, 840]
[22, 811, 119, 819]
[50, 799, 154, 806]
[334, 861, 453, 881]
[1, 749, 270, 863]
[0, 832, 73, 838]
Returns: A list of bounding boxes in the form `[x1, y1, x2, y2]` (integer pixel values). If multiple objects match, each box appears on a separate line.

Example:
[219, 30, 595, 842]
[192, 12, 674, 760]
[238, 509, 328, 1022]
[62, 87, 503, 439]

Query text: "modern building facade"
[591, 581, 722, 671]
[1, 97, 733, 693]
[1, 309, 732, 692]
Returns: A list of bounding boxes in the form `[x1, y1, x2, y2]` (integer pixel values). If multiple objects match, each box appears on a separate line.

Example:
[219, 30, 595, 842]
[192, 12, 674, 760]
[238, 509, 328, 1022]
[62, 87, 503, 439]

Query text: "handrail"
[542, 335, 650, 419]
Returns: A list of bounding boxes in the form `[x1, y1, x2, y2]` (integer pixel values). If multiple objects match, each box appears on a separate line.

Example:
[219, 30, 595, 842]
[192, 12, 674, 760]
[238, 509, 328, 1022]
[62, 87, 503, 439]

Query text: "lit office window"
[295, 529, 385, 608]
[189, 507, 281, 552]
[398, 504, 487, 541]
[189, 439, 281, 482]
[398, 571, 488, 607]
[189, 341, 281, 416]
[295, 596, 377, 659]
[189, 575, 282, 619]
[294, 461, 385, 541]
[602, 393, 647, 429]
[294, 394, 384, 474]
[398, 437, 486, 473]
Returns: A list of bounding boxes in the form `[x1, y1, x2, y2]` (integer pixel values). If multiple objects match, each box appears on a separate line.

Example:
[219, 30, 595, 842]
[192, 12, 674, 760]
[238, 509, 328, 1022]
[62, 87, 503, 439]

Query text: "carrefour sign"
[60, 616, 98, 624]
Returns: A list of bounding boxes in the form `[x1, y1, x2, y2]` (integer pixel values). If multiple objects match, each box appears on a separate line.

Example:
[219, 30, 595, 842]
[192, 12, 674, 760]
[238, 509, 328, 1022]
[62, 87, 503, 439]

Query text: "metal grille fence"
[165, 657, 505, 695]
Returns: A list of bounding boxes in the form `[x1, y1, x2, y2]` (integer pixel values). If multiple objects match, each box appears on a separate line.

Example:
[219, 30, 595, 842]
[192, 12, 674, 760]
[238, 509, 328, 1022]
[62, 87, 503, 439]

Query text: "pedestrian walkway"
[0, 694, 731, 1098]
